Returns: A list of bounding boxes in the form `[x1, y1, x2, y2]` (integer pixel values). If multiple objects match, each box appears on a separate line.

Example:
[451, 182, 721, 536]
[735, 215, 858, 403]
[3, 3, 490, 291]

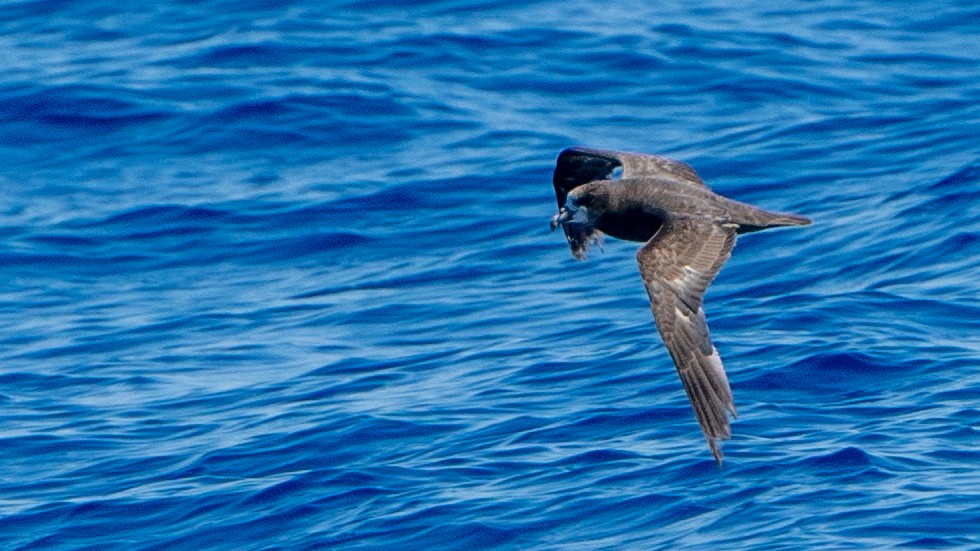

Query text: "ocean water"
[1, 0, 979, 549]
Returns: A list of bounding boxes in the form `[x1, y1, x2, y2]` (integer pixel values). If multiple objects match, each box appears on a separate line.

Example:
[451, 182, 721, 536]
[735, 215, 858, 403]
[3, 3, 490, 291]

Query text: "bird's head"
[549, 184, 607, 231]
[549, 184, 610, 259]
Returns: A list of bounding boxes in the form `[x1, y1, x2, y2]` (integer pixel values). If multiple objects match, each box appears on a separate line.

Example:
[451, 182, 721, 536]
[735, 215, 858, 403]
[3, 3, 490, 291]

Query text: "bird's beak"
[550, 208, 570, 231]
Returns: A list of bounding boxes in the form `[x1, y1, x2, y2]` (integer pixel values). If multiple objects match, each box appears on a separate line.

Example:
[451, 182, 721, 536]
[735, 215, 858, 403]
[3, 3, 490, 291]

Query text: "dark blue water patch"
[740, 352, 912, 396]
[303, 351, 457, 378]
[451, 129, 570, 153]
[770, 114, 919, 141]
[343, 417, 464, 448]
[191, 440, 357, 481]
[330, 184, 430, 213]
[151, 92, 421, 155]
[239, 473, 330, 508]
[505, 357, 612, 387]
[155, 501, 326, 551]
[896, 184, 980, 218]
[204, 94, 416, 124]
[457, 414, 552, 446]
[924, 447, 980, 463]
[242, 232, 372, 262]
[321, 171, 541, 216]
[946, 407, 980, 435]
[81, 205, 229, 228]
[546, 493, 710, 535]
[509, 408, 688, 447]
[56, 453, 188, 491]
[926, 161, 980, 191]
[383, 31, 543, 64]
[27, 234, 102, 247]
[179, 43, 301, 69]
[0, 434, 118, 458]
[295, 261, 514, 303]
[0, 251, 157, 276]
[573, 49, 668, 74]
[0, 85, 173, 149]
[804, 446, 874, 470]
[290, 372, 406, 403]
[801, 353, 885, 376]
[852, 51, 978, 68]
[706, 75, 843, 103]
[0, 371, 112, 391]
[16, 332, 166, 361]
[398, 522, 518, 551]
[22, 201, 376, 271]
[862, 509, 980, 544]
[320, 511, 518, 551]
[473, 73, 624, 97]
[898, 537, 967, 549]
[554, 448, 643, 466]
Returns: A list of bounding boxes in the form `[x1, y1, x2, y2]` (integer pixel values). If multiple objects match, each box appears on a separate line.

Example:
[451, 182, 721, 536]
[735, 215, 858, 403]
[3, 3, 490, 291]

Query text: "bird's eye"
[576, 194, 593, 207]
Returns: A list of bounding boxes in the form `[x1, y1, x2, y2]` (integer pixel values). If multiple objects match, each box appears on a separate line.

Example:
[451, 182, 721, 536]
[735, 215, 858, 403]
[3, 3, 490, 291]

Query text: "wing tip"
[708, 437, 724, 467]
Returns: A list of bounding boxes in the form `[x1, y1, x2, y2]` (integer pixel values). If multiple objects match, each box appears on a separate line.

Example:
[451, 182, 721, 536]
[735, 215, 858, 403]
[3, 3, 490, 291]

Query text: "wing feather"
[553, 146, 704, 209]
[637, 218, 737, 464]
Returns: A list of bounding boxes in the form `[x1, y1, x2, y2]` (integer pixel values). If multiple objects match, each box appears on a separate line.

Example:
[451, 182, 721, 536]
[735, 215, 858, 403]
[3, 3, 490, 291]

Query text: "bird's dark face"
[550, 185, 606, 231]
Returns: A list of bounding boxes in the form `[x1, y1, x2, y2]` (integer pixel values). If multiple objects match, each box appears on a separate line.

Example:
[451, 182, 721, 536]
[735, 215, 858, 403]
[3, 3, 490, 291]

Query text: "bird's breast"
[596, 207, 665, 243]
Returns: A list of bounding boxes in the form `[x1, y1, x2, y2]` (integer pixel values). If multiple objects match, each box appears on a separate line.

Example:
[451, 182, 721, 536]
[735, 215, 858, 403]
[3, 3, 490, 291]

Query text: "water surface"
[1, 1, 979, 549]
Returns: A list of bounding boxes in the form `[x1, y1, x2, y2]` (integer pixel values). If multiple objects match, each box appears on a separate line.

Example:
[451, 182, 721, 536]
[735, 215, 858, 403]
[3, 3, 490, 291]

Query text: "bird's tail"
[729, 203, 812, 234]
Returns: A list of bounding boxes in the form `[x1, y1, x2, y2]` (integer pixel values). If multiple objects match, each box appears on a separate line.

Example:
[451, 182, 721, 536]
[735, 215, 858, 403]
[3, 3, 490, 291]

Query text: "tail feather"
[764, 212, 812, 227]
[732, 204, 812, 234]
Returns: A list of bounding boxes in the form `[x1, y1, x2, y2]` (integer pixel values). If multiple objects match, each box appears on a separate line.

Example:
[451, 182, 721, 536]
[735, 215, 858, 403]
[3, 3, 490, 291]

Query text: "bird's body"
[550, 147, 811, 464]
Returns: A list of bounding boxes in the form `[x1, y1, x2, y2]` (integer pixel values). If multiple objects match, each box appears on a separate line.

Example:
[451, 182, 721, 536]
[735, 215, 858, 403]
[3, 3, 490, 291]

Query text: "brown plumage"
[549, 147, 811, 464]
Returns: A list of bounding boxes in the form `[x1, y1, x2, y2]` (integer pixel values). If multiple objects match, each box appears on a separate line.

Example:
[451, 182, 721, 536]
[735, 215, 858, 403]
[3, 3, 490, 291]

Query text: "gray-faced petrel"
[549, 147, 812, 465]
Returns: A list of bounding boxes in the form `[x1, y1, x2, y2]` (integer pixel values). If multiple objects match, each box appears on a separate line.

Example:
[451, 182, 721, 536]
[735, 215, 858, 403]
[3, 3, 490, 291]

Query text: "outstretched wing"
[636, 217, 737, 464]
[553, 146, 704, 208]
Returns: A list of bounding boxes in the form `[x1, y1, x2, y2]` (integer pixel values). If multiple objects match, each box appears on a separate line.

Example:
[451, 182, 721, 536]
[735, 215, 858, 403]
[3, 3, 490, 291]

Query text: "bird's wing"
[553, 147, 704, 207]
[636, 217, 737, 464]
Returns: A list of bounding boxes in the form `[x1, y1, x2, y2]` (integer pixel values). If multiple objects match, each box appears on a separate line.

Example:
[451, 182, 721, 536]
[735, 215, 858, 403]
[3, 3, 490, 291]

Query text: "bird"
[549, 146, 811, 465]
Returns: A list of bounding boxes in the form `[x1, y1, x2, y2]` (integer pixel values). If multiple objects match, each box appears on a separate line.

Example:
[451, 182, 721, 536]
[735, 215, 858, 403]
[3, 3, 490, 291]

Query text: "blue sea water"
[2, 0, 979, 548]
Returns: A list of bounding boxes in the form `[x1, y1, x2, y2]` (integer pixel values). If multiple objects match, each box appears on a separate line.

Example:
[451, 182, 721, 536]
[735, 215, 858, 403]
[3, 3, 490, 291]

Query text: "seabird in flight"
[550, 146, 811, 464]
